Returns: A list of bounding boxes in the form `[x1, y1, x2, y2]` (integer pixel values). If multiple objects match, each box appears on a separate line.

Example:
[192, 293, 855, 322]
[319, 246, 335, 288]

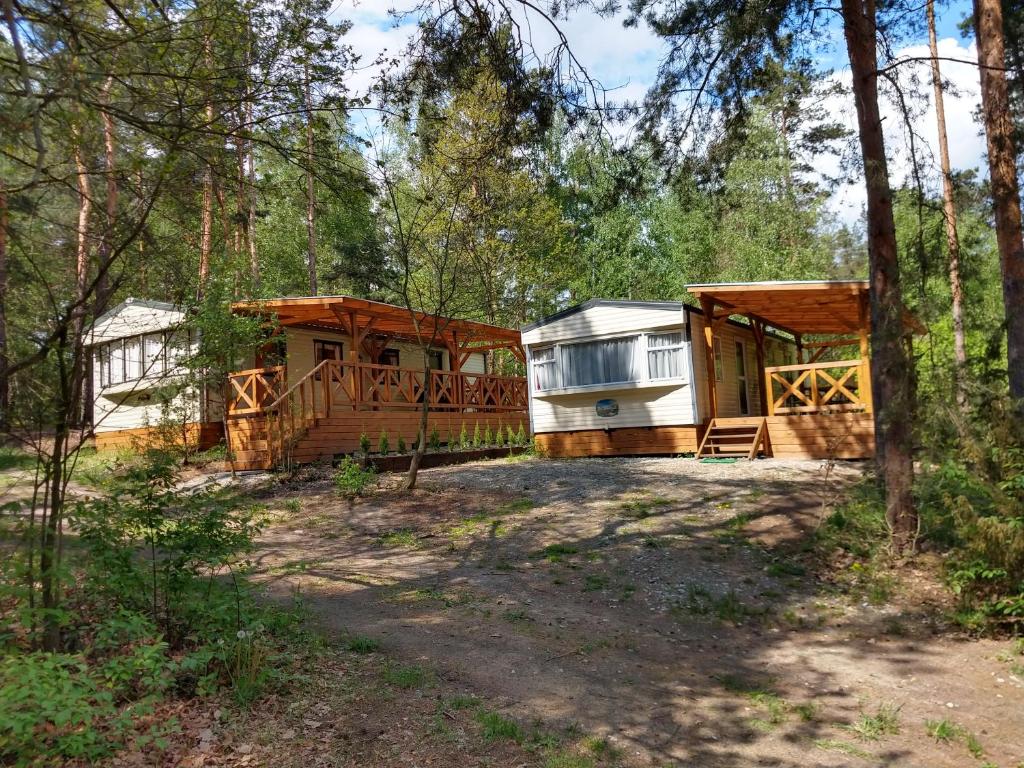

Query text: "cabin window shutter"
[647, 332, 685, 380]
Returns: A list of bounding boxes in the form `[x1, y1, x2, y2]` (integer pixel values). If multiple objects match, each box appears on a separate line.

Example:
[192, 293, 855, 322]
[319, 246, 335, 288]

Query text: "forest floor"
[211, 455, 1024, 768]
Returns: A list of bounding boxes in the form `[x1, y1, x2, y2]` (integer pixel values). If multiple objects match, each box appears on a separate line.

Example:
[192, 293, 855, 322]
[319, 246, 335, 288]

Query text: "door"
[313, 339, 344, 380]
[735, 340, 750, 415]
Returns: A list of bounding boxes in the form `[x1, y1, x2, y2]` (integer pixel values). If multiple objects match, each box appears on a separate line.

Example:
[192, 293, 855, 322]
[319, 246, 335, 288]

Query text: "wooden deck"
[710, 414, 875, 460]
[225, 360, 529, 469]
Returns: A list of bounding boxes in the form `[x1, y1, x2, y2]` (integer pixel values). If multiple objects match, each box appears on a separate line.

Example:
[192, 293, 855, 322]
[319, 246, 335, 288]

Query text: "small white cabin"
[521, 300, 794, 456]
[85, 299, 222, 451]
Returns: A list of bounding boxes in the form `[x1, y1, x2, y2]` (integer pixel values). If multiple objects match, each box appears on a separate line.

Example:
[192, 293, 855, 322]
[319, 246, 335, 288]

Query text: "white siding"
[89, 301, 205, 433]
[530, 382, 696, 433]
[522, 304, 686, 346]
[88, 301, 184, 345]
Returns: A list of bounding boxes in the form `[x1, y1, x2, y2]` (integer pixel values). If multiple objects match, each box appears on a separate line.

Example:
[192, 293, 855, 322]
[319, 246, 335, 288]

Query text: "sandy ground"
[248, 455, 1024, 768]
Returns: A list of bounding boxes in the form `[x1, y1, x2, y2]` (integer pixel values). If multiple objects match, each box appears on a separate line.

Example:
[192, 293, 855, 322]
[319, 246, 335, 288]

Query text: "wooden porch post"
[749, 317, 768, 416]
[450, 331, 463, 410]
[794, 333, 804, 364]
[700, 296, 719, 420]
[858, 293, 873, 414]
[348, 310, 360, 410]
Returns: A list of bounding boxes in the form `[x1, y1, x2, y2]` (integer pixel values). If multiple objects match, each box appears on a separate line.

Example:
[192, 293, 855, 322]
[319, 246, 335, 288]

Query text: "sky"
[337, 0, 986, 226]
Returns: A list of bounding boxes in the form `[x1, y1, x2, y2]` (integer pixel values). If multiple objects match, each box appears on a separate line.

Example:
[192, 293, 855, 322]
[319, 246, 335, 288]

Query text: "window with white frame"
[647, 331, 686, 380]
[95, 329, 190, 387]
[531, 346, 557, 391]
[531, 330, 688, 393]
[560, 336, 639, 388]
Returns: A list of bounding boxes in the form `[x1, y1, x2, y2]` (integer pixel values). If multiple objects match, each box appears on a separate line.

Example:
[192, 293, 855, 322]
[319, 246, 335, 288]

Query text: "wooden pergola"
[231, 295, 525, 369]
[686, 280, 872, 419]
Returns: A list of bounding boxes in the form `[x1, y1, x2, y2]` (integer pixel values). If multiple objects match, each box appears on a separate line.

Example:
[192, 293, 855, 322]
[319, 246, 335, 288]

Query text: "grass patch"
[844, 703, 901, 741]
[346, 635, 380, 654]
[0, 445, 36, 471]
[441, 694, 479, 710]
[382, 664, 432, 689]
[582, 574, 609, 592]
[926, 719, 985, 758]
[813, 738, 871, 759]
[475, 710, 523, 742]
[765, 560, 807, 578]
[545, 753, 596, 768]
[620, 497, 672, 519]
[536, 543, 580, 563]
[377, 528, 420, 548]
[678, 586, 760, 623]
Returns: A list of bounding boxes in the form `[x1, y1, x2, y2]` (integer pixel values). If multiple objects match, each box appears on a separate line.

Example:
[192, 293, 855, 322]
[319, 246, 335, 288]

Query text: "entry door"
[735, 340, 750, 415]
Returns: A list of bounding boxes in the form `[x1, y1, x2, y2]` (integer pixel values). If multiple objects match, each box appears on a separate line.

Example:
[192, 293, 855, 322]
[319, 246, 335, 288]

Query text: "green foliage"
[429, 426, 441, 452]
[483, 424, 494, 446]
[334, 456, 376, 498]
[459, 422, 470, 449]
[473, 422, 482, 448]
[397, 434, 407, 454]
[516, 422, 527, 447]
[378, 430, 390, 455]
[382, 664, 432, 689]
[359, 432, 371, 455]
[446, 429, 454, 451]
[0, 446, 35, 472]
[475, 710, 523, 742]
[346, 636, 380, 654]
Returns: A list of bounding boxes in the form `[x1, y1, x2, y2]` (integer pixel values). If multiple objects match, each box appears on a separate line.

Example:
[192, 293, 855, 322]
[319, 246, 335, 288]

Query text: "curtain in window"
[109, 341, 125, 384]
[560, 337, 639, 387]
[647, 332, 684, 379]
[144, 334, 165, 377]
[532, 347, 556, 391]
[167, 330, 191, 372]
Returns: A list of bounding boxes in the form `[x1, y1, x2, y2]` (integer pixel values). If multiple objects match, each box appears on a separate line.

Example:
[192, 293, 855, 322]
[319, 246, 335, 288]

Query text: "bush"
[515, 422, 527, 447]
[397, 434, 407, 453]
[473, 422, 481, 448]
[334, 456, 376, 498]
[483, 424, 493, 446]
[459, 423, 470, 450]
[359, 432, 371, 455]
[378, 430, 390, 455]
[428, 426, 441, 452]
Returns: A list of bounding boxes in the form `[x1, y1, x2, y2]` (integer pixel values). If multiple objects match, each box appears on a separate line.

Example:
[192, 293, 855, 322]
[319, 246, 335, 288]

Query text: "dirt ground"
[244, 455, 1024, 768]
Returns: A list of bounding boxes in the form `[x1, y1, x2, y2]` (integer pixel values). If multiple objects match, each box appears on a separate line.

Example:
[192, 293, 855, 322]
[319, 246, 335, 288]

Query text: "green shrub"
[473, 422, 481, 448]
[397, 434, 407, 453]
[484, 424, 493, 446]
[378, 430, 390, 455]
[429, 426, 441, 452]
[334, 456, 376, 498]
[359, 432, 371, 455]
[516, 422, 527, 446]
[459, 423, 470, 449]
[446, 429, 454, 451]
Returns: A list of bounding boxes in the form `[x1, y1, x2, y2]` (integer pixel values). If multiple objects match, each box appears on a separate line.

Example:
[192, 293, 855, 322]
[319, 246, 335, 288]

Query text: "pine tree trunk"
[246, 100, 259, 290]
[974, 0, 1024, 404]
[0, 184, 7, 432]
[927, 0, 967, 404]
[403, 357, 431, 490]
[198, 36, 214, 300]
[841, 0, 918, 553]
[96, 78, 118, 317]
[304, 63, 318, 296]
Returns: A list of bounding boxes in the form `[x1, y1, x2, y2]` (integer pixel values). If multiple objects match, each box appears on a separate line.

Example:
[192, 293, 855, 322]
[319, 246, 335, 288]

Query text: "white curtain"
[532, 347, 557, 391]
[647, 332, 684, 379]
[144, 333, 165, 377]
[560, 336, 639, 387]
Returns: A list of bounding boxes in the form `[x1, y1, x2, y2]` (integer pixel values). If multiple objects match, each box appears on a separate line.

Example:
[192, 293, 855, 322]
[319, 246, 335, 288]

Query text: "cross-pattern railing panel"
[226, 366, 285, 414]
[764, 359, 871, 415]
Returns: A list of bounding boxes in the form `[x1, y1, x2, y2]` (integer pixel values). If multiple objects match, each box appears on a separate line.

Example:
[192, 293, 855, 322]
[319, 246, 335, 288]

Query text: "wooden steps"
[696, 418, 767, 460]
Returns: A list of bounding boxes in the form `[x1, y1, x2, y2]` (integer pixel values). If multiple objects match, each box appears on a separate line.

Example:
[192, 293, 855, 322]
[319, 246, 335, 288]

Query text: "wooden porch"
[224, 297, 529, 469]
[688, 281, 877, 460]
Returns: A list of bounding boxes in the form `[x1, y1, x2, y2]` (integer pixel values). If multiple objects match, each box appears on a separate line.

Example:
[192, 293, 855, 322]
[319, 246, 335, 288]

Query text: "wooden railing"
[764, 358, 872, 415]
[229, 360, 529, 466]
[226, 365, 285, 414]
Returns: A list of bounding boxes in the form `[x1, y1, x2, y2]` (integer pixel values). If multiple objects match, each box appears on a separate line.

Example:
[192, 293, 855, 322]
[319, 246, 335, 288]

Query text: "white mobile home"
[521, 299, 794, 457]
[86, 299, 223, 451]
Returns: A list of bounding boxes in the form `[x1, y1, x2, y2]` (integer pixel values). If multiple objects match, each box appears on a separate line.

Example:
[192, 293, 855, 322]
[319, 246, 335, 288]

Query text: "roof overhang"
[686, 280, 872, 337]
[231, 295, 522, 348]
